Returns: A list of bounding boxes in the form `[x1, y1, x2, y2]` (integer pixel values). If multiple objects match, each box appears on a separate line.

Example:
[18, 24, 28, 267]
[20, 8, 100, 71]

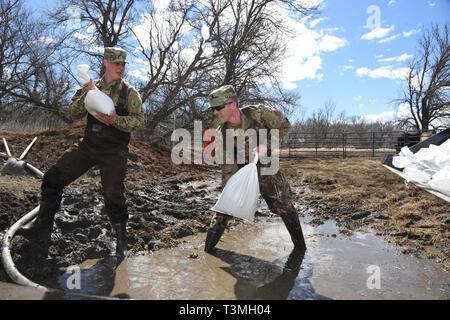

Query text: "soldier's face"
[213, 100, 235, 123]
[104, 59, 125, 81]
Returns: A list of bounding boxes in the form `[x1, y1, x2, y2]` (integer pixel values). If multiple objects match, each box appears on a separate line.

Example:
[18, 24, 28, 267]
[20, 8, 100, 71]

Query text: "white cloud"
[360, 110, 397, 123]
[378, 53, 413, 63]
[427, 1, 436, 7]
[73, 32, 90, 40]
[359, 103, 410, 123]
[128, 68, 149, 82]
[153, 0, 171, 11]
[356, 65, 409, 80]
[309, 18, 325, 28]
[281, 18, 348, 88]
[377, 33, 401, 43]
[353, 95, 362, 101]
[361, 26, 395, 40]
[39, 36, 57, 44]
[402, 29, 420, 37]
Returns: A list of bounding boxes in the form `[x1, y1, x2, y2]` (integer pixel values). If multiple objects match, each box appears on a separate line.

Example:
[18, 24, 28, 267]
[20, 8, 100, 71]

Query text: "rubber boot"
[281, 211, 307, 250]
[204, 213, 229, 253]
[16, 202, 59, 240]
[113, 222, 127, 257]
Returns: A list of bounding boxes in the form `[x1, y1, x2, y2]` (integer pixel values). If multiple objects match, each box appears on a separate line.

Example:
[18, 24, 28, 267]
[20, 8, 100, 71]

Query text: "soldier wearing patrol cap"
[17, 47, 144, 257]
[204, 84, 306, 252]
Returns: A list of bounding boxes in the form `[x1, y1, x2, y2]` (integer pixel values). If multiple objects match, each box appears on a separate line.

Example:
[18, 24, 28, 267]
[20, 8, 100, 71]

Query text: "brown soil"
[0, 123, 448, 286]
[0, 122, 226, 284]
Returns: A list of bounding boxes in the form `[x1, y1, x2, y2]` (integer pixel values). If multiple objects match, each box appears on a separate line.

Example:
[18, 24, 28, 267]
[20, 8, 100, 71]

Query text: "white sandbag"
[211, 153, 260, 223]
[392, 155, 411, 169]
[77, 64, 91, 83]
[84, 91, 115, 116]
[427, 167, 450, 196]
[76, 64, 115, 118]
[404, 166, 432, 184]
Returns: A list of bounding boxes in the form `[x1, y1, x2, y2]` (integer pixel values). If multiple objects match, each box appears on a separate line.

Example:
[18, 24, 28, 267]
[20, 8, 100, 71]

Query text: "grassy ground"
[282, 157, 449, 270]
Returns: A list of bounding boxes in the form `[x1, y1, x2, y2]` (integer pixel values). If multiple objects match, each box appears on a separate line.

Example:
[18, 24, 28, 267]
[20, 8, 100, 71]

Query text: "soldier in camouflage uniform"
[18, 47, 144, 257]
[204, 85, 306, 253]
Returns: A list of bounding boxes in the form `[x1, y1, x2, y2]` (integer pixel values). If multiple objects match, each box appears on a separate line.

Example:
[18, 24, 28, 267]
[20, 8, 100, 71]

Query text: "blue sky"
[25, 0, 449, 124]
[287, 0, 450, 123]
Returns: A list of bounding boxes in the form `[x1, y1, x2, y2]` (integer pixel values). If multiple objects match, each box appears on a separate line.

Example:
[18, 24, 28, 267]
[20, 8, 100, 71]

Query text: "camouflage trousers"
[206, 168, 306, 251]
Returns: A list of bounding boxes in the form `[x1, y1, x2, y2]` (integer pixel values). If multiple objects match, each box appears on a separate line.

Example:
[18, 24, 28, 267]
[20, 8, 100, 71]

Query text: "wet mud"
[3, 215, 447, 300]
[1, 125, 449, 299]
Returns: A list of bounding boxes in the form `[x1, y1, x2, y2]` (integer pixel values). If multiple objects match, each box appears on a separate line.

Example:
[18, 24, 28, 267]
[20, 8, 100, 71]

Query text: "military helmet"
[104, 47, 128, 63]
[208, 85, 237, 109]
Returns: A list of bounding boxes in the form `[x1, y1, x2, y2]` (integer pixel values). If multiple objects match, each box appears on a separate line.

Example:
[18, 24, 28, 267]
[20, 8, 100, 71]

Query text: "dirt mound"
[1, 121, 180, 174]
[0, 122, 220, 284]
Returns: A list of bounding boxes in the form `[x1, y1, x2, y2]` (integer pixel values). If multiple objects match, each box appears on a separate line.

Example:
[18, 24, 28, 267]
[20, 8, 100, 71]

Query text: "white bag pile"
[77, 64, 115, 120]
[211, 154, 260, 223]
[392, 139, 450, 197]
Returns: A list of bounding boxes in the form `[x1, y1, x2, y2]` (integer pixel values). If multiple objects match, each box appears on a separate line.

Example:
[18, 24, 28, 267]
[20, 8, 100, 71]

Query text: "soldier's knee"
[41, 167, 65, 202]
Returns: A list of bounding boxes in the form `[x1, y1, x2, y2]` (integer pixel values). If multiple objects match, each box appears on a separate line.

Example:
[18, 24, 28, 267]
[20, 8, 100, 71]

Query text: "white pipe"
[1, 152, 121, 299]
[19, 137, 38, 160]
[1, 152, 44, 178]
[2, 138, 12, 157]
[1, 206, 48, 291]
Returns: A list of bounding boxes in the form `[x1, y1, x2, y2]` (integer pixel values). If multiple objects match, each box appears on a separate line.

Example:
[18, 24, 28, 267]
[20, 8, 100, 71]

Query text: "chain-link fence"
[282, 131, 422, 158]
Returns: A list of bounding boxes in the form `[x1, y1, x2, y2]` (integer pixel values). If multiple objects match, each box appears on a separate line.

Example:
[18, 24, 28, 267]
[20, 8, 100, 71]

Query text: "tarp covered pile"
[392, 139, 450, 197]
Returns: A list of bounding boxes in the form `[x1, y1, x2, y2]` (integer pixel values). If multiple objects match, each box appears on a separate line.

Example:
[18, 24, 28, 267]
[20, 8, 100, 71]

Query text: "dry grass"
[281, 157, 449, 270]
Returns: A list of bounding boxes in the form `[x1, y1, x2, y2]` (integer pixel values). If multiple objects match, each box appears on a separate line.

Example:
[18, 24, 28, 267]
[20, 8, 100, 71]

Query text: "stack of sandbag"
[392, 139, 450, 197]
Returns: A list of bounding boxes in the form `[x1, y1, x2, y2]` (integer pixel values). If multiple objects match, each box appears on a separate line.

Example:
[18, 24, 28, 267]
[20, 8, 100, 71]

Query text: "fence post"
[372, 132, 375, 157]
[315, 134, 318, 157]
[288, 134, 291, 159]
[342, 133, 345, 158]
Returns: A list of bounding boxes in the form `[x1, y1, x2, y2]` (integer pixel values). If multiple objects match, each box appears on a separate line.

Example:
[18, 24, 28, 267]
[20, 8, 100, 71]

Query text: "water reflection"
[212, 248, 330, 300]
[45, 256, 129, 299]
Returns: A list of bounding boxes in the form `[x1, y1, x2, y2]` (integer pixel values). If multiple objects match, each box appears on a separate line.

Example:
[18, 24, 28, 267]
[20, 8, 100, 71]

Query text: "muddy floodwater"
[4, 214, 447, 300]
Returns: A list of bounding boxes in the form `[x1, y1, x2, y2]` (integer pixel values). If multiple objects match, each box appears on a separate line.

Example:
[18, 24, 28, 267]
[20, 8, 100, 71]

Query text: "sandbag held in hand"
[211, 154, 260, 223]
[77, 64, 114, 117]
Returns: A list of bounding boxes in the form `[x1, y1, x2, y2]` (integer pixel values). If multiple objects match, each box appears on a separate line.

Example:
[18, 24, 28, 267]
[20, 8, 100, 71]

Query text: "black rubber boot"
[16, 202, 59, 240]
[281, 211, 307, 250]
[113, 222, 127, 257]
[204, 213, 229, 253]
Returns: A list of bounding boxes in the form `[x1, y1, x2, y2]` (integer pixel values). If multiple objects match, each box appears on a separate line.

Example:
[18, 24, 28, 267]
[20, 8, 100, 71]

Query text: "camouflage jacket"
[212, 104, 291, 184]
[70, 77, 144, 133]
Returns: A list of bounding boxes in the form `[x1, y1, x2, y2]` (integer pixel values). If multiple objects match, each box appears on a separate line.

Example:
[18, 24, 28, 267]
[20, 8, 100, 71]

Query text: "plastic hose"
[1, 152, 120, 299]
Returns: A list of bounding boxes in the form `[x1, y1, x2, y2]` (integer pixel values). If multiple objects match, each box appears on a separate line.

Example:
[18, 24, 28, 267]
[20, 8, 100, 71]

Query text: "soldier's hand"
[253, 144, 268, 158]
[83, 79, 95, 93]
[95, 111, 117, 125]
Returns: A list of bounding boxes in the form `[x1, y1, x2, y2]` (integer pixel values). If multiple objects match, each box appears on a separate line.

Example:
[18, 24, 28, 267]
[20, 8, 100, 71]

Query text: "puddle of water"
[48, 215, 449, 300]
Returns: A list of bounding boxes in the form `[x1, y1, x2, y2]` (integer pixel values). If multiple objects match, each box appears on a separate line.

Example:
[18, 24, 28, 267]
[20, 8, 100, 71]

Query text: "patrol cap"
[104, 47, 128, 63]
[208, 85, 237, 109]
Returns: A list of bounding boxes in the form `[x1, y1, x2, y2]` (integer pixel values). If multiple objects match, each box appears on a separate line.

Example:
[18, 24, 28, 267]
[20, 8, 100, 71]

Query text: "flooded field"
[1, 214, 448, 300]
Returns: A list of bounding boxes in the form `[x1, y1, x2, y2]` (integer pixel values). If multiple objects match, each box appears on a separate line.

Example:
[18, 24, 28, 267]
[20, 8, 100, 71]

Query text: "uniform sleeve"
[261, 106, 291, 140]
[69, 88, 88, 120]
[112, 87, 144, 133]
[252, 105, 291, 140]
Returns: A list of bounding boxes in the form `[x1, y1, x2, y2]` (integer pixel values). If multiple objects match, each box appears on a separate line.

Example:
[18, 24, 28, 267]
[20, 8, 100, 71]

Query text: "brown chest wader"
[18, 83, 131, 256]
[205, 108, 306, 252]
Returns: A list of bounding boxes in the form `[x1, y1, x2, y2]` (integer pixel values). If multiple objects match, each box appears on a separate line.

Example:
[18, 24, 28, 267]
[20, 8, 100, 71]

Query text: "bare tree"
[47, 0, 141, 77]
[397, 23, 450, 132]
[0, 0, 73, 126]
[134, 0, 317, 135]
